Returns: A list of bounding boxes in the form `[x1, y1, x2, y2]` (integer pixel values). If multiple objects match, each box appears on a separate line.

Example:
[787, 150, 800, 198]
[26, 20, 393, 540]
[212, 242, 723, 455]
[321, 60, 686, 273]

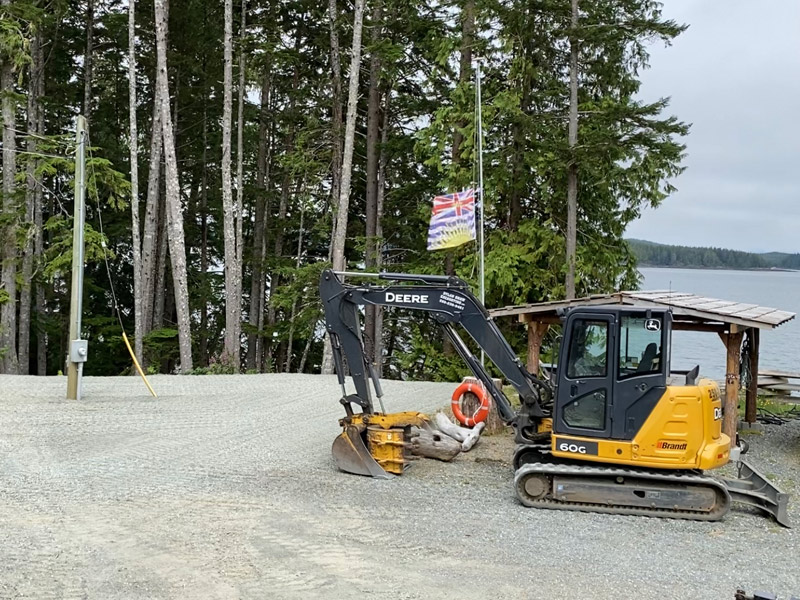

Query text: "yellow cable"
[122, 332, 157, 398]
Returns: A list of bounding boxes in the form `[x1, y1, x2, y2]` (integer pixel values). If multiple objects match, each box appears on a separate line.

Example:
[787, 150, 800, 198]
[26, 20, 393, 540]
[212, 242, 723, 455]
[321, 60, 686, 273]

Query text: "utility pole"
[476, 58, 485, 366]
[67, 116, 88, 400]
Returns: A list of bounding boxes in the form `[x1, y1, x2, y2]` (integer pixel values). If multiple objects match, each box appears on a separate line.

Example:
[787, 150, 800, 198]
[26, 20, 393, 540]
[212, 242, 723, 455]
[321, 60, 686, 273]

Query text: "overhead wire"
[86, 134, 125, 332]
[0, 145, 74, 160]
[85, 132, 156, 396]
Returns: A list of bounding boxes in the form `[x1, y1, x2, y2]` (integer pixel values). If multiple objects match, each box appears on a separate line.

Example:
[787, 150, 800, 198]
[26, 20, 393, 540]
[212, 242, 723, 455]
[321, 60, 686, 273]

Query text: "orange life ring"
[451, 381, 491, 427]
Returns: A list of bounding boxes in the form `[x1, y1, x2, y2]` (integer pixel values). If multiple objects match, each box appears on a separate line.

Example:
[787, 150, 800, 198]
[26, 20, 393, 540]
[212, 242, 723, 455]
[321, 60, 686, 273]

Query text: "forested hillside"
[0, 0, 688, 377]
[630, 239, 800, 270]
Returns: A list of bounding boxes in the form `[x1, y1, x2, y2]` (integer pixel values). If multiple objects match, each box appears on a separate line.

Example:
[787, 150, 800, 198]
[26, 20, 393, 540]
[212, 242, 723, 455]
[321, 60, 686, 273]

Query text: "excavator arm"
[320, 269, 552, 435]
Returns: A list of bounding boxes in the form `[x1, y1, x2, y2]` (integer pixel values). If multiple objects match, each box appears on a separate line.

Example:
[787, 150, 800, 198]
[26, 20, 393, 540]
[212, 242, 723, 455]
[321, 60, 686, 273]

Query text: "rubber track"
[514, 462, 732, 522]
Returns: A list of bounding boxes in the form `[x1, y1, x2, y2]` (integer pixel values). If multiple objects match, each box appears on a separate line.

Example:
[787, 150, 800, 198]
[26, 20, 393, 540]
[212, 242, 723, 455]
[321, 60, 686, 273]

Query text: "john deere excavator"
[320, 269, 789, 526]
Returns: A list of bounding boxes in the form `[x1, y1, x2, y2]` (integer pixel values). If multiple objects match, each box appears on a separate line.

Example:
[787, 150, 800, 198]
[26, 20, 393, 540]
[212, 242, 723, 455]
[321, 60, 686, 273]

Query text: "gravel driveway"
[0, 374, 797, 599]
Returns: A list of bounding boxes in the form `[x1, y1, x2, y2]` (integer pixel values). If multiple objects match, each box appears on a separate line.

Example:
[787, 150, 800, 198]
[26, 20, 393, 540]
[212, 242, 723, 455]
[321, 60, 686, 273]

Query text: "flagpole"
[476, 58, 485, 366]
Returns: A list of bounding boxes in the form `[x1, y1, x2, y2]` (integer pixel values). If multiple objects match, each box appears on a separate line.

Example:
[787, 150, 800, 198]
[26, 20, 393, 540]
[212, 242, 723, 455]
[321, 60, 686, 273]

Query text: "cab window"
[563, 390, 606, 430]
[566, 320, 608, 378]
[618, 316, 662, 379]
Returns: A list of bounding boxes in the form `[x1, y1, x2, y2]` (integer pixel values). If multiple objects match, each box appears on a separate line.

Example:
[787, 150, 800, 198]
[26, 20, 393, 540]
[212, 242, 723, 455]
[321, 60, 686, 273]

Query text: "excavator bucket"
[331, 424, 392, 479]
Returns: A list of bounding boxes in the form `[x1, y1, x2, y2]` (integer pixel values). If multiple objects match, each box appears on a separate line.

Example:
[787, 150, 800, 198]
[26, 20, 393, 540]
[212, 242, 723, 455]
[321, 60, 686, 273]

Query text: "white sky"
[625, 0, 800, 253]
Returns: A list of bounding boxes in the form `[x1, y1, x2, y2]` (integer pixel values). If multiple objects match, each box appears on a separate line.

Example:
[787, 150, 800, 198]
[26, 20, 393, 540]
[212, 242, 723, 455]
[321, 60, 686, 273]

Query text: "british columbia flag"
[426, 188, 477, 250]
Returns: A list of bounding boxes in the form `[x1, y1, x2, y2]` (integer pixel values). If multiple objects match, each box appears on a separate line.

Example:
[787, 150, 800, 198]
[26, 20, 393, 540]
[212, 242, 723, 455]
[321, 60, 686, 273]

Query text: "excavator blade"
[720, 459, 791, 528]
[332, 425, 391, 479]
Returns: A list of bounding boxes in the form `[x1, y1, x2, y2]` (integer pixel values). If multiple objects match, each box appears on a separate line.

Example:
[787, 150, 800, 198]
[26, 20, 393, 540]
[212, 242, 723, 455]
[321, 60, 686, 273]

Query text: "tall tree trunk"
[197, 4, 210, 366]
[265, 56, 299, 371]
[565, 0, 579, 300]
[153, 196, 168, 329]
[199, 96, 209, 365]
[19, 30, 43, 375]
[84, 0, 94, 124]
[298, 316, 317, 374]
[129, 0, 144, 364]
[452, 0, 474, 174]
[284, 202, 305, 373]
[330, 0, 366, 272]
[221, 0, 240, 369]
[141, 99, 162, 335]
[154, 0, 193, 370]
[373, 87, 390, 377]
[322, 0, 366, 374]
[34, 35, 46, 375]
[363, 0, 382, 369]
[0, 0, 19, 374]
[442, 0, 474, 359]
[234, 0, 246, 368]
[327, 0, 343, 255]
[320, 0, 345, 373]
[246, 65, 271, 371]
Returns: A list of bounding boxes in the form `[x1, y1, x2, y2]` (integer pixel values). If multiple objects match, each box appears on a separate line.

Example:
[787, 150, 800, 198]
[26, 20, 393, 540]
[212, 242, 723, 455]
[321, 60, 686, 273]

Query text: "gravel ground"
[0, 374, 798, 600]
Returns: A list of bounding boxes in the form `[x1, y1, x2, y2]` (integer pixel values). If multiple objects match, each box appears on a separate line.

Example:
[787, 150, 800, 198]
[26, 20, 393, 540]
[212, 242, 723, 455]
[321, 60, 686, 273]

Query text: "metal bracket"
[69, 339, 88, 363]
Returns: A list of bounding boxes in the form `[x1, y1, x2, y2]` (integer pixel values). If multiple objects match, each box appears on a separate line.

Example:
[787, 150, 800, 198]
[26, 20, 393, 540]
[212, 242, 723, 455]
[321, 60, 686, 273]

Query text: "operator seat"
[637, 343, 658, 373]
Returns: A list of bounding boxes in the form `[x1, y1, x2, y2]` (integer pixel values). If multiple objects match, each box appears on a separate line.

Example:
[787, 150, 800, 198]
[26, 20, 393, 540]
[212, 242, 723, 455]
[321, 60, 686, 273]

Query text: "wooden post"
[745, 327, 760, 424]
[526, 321, 549, 376]
[719, 329, 743, 440]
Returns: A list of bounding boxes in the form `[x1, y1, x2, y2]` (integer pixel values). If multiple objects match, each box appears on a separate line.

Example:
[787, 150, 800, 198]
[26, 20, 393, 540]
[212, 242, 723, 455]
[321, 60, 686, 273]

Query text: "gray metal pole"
[67, 116, 88, 400]
[476, 60, 485, 365]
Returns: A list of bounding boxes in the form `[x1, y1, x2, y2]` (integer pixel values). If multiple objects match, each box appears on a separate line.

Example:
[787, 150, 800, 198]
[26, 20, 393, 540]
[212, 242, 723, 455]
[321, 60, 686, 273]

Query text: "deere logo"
[657, 441, 688, 450]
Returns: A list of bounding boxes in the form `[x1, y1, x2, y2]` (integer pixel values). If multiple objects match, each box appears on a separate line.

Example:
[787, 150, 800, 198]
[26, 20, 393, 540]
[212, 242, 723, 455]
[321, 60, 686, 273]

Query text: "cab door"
[612, 311, 670, 439]
[555, 313, 614, 438]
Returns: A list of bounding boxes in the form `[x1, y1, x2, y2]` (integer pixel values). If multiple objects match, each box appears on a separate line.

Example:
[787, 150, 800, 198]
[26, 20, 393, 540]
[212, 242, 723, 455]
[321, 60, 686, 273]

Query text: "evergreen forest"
[630, 239, 800, 271]
[0, 0, 690, 378]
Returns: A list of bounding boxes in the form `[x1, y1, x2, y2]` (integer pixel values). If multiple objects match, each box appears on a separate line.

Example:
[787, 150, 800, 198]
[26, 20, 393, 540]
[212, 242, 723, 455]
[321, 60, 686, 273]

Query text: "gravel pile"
[0, 374, 797, 599]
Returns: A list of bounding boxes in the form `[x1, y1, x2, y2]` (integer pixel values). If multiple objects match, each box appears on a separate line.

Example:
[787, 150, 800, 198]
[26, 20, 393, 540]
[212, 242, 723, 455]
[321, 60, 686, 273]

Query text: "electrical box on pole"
[67, 116, 88, 400]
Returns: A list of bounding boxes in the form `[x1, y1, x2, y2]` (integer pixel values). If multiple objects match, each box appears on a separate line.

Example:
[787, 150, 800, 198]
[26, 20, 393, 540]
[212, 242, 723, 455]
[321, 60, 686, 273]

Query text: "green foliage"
[143, 328, 180, 371]
[42, 216, 114, 280]
[4, 0, 692, 380]
[629, 239, 800, 270]
[188, 358, 238, 375]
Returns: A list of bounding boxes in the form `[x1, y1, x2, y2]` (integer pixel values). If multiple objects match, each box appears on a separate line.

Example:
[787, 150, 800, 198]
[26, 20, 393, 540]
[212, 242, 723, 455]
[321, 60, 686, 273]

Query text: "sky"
[624, 0, 800, 253]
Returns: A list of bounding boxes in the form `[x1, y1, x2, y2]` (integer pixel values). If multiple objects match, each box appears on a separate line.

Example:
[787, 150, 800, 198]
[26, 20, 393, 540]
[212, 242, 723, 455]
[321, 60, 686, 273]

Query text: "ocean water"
[639, 268, 800, 380]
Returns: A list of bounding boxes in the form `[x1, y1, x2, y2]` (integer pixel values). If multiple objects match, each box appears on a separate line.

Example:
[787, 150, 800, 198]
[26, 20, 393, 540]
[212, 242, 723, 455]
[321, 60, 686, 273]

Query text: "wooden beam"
[745, 328, 759, 424]
[526, 322, 549, 376]
[722, 330, 743, 440]
[672, 321, 727, 333]
[520, 314, 562, 325]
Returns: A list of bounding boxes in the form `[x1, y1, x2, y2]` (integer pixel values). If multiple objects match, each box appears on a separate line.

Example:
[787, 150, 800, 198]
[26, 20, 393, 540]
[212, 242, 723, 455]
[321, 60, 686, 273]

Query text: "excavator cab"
[546, 307, 730, 471]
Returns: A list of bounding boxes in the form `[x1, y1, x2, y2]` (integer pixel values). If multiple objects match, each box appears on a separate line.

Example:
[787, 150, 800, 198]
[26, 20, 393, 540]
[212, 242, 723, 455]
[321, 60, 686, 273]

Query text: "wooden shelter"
[489, 291, 796, 439]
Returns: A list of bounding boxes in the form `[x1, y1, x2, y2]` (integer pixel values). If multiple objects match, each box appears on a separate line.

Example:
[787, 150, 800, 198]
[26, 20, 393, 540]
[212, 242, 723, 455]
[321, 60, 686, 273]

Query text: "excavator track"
[514, 462, 731, 522]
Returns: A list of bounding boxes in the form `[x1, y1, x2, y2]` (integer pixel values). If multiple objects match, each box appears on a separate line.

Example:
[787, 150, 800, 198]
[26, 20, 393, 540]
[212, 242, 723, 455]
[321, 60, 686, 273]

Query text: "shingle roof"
[489, 290, 795, 330]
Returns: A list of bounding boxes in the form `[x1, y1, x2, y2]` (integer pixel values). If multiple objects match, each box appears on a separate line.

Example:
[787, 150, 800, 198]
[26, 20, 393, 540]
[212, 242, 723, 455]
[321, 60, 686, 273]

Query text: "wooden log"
[407, 427, 461, 462]
[435, 413, 485, 451]
[435, 412, 468, 442]
[460, 422, 485, 452]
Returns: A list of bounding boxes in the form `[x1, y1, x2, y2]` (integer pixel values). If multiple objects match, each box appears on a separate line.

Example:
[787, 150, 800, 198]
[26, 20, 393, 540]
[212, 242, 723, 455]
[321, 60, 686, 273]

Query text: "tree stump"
[407, 427, 462, 462]
[452, 376, 507, 435]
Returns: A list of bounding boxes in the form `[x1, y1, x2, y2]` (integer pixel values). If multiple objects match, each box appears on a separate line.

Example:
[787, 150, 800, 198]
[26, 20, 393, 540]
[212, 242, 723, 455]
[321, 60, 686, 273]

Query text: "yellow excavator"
[320, 269, 790, 526]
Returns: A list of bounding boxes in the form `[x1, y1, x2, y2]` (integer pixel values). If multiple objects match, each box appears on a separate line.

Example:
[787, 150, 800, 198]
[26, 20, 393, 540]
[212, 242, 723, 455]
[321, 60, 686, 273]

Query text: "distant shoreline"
[638, 264, 798, 273]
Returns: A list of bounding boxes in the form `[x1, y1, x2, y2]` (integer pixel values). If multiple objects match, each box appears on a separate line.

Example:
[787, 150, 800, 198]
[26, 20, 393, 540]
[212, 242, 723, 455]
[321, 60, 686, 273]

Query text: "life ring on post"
[451, 381, 491, 427]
